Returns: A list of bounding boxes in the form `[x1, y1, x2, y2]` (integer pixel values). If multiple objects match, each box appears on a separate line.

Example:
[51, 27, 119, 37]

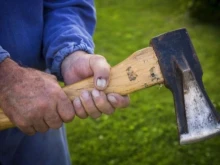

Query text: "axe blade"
[150, 28, 220, 144]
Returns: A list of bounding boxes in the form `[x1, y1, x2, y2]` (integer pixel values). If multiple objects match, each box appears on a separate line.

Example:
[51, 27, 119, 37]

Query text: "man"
[0, 0, 130, 164]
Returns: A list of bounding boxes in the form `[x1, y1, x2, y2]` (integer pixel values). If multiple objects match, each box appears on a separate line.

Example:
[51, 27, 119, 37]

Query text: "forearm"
[43, 0, 96, 79]
[0, 58, 24, 102]
[0, 46, 15, 88]
[0, 58, 19, 85]
[0, 45, 10, 64]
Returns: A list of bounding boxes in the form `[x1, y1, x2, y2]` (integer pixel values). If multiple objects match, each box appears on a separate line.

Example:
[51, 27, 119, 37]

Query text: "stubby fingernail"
[96, 78, 106, 89]
[73, 97, 81, 108]
[108, 95, 117, 103]
[81, 91, 90, 100]
[92, 89, 100, 98]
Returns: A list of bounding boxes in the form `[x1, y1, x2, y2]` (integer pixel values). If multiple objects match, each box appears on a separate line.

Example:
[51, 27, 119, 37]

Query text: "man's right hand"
[0, 58, 75, 135]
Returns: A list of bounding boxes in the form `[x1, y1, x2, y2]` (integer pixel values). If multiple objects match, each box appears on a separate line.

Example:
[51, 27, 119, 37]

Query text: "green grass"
[66, 0, 220, 164]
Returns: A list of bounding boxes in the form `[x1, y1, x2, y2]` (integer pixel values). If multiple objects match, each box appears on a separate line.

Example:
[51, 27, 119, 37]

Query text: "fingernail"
[73, 97, 81, 108]
[92, 89, 100, 98]
[108, 95, 117, 103]
[81, 90, 90, 100]
[96, 78, 107, 88]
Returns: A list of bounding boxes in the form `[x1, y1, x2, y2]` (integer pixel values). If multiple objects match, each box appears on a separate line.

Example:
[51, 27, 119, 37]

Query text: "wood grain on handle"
[0, 47, 164, 131]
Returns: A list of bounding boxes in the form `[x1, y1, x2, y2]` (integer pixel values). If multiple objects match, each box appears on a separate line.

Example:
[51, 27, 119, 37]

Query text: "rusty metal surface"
[150, 28, 220, 144]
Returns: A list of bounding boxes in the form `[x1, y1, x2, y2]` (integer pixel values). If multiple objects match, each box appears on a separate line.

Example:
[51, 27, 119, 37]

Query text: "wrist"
[50, 43, 93, 80]
[0, 58, 23, 88]
[0, 58, 20, 73]
[0, 46, 10, 64]
[62, 51, 88, 65]
[61, 51, 88, 76]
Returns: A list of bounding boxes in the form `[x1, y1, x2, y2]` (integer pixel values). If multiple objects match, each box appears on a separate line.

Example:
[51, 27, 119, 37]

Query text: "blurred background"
[66, 0, 220, 164]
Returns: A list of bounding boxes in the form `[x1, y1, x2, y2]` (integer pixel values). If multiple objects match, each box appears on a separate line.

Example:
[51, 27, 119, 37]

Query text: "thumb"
[89, 55, 111, 90]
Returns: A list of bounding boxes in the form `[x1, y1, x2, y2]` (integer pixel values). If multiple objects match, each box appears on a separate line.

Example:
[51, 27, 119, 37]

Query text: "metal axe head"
[150, 28, 220, 144]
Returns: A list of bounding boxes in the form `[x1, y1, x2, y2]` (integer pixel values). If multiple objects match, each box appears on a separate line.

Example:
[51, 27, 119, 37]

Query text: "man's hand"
[61, 51, 130, 119]
[0, 58, 75, 135]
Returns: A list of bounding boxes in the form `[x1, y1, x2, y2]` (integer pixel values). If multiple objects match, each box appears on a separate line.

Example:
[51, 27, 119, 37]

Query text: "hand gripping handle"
[0, 47, 164, 130]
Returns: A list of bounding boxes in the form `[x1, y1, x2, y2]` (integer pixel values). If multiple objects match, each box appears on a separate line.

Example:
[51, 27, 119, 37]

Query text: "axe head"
[150, 28, 220, 144]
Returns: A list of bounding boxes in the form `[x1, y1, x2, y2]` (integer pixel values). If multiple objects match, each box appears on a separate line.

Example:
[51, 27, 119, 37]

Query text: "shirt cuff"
[0, 46, 10, 64]
[50, 42, 94, 80]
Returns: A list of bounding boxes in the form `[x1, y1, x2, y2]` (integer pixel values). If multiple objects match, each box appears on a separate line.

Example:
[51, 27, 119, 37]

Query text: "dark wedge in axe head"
[0, 28, 219, 145]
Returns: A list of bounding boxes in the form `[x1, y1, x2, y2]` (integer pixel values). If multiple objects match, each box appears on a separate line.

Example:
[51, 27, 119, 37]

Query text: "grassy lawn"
[66, 0, 220, 164]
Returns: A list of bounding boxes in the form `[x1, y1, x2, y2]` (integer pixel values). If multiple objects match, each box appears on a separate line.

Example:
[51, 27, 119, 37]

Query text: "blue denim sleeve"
[0, 46, 10, 64]
[43, 0, 96, 79]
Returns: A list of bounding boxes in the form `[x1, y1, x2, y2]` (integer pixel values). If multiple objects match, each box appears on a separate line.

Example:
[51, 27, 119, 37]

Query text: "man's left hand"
[61, 51, 130, 119]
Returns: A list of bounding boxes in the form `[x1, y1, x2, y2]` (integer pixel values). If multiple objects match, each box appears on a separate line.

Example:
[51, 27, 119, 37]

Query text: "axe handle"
[0, 47, 164, 131]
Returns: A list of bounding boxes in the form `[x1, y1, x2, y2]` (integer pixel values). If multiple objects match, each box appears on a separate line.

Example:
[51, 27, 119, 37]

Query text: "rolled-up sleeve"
[0, 46, 10, 64]
[43, 0, 96, 79]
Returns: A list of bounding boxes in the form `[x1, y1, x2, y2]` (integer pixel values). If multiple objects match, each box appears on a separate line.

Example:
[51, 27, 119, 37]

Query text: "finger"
[32, 119, 49, 133]
[13, 117, 36, 135]
[44, 112, 63, 129]
[80, 90, 102, 119]
[92, 89, 114, 115]
[18, 126, 36, 136]
[57, 91, 75, 123]
[89, 55, 111, 90]
[73, 97, 88, 119]
[107, 94, 130, 108]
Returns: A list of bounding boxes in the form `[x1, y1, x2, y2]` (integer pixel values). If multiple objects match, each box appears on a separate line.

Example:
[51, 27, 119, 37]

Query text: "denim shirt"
[0, 0, 96, 79]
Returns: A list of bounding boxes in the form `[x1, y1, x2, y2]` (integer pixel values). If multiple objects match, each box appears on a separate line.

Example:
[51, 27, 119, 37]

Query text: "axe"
[0, 28, 219, 145]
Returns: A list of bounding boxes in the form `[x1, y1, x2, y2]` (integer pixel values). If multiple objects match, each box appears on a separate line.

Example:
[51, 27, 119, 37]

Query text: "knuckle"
[120, 97, 130, 108]
[58, 92, 68, 102]
[38, 127, 48, 133]
[32, 121, 49, 133]
[46, 119, 63, 129]
[45, 115, 62, 129]
[16, 120, 29, 128]
[20, 126, 36, 136]
[18, 124, 36, 135]
[96, 55, 107, 62]
[23, 129, 36, 136]
[38, 100, 49, 110]
[91, 55, 109, 65]
[46, 83, 61, 96]
[95, 98, 106, 108]
[93, 54, 105, 60]
[50, 123, 62, 129]
[53, 122, 63, 129]
[94, 96, 114, 114]
[62, 113, 75, 123]
[49, 87, 60, 96]
[76, 110, 88, 119]
[58, 102, 75, 122]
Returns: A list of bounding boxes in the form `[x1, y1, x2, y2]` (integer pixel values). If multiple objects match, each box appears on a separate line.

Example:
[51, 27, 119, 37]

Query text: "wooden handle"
[0, 110, 14, 130]
[0, 47, 164, 131]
